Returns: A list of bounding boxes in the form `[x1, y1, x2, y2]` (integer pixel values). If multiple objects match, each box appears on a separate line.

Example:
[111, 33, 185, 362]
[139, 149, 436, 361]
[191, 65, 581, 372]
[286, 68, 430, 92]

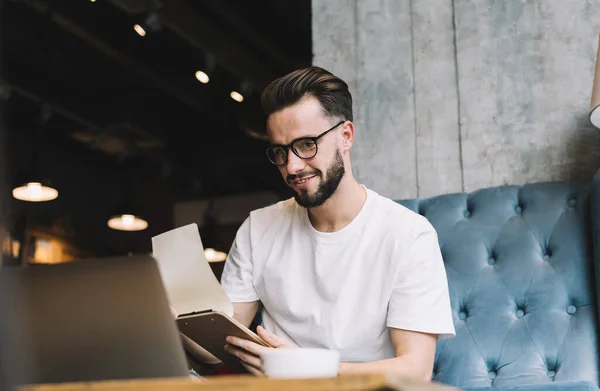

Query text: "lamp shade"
[12, 181, 58, 202]
[107, 213, 148, 231]
[12, 153, 58, 203]
[12, 169, 58, 203]
[591, 33, 600, 128]
[107, 200, 148, 232]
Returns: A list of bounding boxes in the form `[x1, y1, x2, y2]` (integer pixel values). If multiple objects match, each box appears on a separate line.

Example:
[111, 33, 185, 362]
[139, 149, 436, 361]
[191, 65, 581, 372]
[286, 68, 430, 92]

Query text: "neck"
[306, 173, 366, 233]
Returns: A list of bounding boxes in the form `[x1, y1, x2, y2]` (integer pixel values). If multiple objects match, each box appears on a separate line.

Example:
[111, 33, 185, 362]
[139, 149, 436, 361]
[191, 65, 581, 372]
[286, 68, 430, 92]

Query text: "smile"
[291, 175, 316, 188]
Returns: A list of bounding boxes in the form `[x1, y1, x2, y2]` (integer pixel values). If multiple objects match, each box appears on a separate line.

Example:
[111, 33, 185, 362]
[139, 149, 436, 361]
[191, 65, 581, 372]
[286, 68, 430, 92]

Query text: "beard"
[290, 149, 345, 208]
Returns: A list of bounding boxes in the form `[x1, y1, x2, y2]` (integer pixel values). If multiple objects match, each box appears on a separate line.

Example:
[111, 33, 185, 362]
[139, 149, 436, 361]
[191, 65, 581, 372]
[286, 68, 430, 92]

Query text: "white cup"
[261, 348, 341, 379]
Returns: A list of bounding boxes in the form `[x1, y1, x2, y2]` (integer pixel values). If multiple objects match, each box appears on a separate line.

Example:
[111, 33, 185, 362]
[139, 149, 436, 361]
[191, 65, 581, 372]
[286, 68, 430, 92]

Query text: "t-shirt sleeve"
[220, 216, 260, 303]
[387, 227, 456, 339]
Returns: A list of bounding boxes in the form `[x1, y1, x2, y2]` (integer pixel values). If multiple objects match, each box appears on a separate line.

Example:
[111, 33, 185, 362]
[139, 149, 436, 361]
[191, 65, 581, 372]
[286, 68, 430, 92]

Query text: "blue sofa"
[396, 171, 600, 391]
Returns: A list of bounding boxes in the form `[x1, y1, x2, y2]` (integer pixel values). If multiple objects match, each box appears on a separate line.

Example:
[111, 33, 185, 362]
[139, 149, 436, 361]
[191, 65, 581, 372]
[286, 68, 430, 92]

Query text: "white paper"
[151, 223, 233, 317]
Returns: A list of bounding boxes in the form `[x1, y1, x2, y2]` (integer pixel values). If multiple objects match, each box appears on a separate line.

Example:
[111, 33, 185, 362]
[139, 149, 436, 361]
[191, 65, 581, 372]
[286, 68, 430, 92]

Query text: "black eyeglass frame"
[265, 121, 346, 166]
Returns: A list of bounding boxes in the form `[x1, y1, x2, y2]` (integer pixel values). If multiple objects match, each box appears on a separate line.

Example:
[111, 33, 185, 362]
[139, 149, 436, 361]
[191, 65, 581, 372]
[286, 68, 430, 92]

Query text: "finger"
[242, 362, 264, 376]
[257, 326, 294, 348]
[224, 344, 263, 369]
[226, 336, 270, 356]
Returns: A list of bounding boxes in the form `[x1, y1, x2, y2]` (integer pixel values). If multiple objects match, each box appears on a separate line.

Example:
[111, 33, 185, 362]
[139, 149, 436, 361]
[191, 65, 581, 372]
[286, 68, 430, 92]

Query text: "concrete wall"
[312, 0, 600, 199]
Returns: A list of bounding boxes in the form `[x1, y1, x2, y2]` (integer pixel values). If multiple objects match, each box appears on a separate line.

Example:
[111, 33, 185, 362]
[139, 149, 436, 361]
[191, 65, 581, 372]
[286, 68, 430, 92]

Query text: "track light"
[133, 24, 146, 37]
[133, 12, 161, 37]
[195, 70, 209, 84]
[230, 91, 243, 103]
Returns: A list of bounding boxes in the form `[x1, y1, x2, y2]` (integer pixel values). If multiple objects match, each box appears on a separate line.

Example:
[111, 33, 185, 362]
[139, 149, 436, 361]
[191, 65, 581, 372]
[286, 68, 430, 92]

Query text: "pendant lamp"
[107, 213, 148, 231]
[107, 177, 148, 232]
[12, 107, 58, 202]
[199, 201, 227, 262]
[12, 181, 58, 202]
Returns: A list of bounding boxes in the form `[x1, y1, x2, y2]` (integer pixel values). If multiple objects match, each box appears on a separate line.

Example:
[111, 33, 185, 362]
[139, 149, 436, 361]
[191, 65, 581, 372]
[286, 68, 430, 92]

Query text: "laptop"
[0, 255, 190, 386]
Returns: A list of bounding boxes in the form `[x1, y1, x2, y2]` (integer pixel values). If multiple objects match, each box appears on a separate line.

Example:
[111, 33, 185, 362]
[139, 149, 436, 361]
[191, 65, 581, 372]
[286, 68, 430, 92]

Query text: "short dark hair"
[260, 66, 353, 122]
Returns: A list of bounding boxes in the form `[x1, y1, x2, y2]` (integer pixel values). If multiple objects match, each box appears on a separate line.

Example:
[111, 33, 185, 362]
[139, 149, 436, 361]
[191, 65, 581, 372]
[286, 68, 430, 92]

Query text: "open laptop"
[0, 255, 190, 386]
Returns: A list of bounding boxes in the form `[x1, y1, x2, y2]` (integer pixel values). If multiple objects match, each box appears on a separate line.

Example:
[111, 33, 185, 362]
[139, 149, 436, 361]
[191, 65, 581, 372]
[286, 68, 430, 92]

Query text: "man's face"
[266, 97, 346, 208]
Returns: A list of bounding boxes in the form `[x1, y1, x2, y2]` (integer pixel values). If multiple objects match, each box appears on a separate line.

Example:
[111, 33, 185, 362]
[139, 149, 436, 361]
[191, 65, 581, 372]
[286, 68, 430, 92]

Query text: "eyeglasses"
[266, 121, 345, 166]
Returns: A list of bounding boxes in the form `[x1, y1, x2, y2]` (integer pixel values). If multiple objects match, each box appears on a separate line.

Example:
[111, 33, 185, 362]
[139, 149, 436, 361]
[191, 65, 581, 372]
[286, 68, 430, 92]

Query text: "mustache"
[287, 171, 320, 184]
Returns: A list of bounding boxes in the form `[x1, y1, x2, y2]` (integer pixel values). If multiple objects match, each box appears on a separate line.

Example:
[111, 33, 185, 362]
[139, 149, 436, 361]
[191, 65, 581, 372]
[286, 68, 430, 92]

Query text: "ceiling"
[0, 0, 312, 257]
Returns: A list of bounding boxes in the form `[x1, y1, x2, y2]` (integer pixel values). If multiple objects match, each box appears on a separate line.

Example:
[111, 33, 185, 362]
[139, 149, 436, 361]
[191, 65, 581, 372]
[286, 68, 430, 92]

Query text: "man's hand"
[224, 326, 297, 375]
[170, 305, 222, 366]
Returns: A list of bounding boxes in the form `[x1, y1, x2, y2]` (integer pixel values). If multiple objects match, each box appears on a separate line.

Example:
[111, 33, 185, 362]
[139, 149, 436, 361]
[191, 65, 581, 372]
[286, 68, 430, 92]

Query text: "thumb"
[257, 325, 296, 348]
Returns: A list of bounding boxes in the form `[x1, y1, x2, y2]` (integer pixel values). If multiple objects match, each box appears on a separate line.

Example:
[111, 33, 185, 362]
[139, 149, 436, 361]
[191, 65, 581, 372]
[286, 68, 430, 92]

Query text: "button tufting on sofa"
[464, 210, 471, 218]
[568, 198, 577, 208]
[542, 247, 553, 262]
[395, 178, 599, 391]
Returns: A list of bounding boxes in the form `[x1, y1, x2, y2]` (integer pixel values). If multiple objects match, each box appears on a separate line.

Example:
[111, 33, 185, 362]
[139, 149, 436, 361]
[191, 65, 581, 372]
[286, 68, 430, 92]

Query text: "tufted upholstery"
[466, 381, 599, 391]
[396, 176, 600, 390]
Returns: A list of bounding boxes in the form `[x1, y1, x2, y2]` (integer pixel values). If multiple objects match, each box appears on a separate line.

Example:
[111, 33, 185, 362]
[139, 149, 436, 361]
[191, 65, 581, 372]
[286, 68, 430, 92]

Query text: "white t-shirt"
[220, 187, 455, 363]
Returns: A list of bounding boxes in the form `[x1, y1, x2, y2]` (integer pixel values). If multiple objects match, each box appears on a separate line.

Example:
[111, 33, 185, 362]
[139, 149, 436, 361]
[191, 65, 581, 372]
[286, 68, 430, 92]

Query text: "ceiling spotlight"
[108, 214, 148, 231]
[133, 24, 146, 37]
[90, 0, 96, 2]
[230, 91, 243, 103]
[13, 182, 58, 202]
[195, 70, 209, 84]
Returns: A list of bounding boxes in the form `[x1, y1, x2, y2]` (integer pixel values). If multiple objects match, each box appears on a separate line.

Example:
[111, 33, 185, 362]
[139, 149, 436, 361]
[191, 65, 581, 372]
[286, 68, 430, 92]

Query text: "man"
[189, 66, 455, 380]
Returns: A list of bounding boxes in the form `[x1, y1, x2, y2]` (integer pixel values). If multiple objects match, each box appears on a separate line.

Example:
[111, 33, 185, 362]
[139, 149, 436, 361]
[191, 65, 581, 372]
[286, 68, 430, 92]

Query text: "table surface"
[18, 373, 460, 391]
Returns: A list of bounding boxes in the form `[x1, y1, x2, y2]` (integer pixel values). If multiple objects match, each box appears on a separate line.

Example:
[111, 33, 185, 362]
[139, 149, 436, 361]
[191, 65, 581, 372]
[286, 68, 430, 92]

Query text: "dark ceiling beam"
[3, 81, 100, 134]
[3, 78, 192, 179]
[22, 0, 216, 116]
[3, 77, 279, 197]
[111, 0, 281, 88]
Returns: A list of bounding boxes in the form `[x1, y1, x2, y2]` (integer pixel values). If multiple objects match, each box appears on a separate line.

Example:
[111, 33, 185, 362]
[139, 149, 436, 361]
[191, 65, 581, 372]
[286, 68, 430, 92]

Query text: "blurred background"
[2, 0, 600, 277]
[0, 0, 312, 275]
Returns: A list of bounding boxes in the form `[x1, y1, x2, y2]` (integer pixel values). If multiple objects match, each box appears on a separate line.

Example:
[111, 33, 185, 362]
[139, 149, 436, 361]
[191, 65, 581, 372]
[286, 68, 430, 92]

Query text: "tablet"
[177, 311, 271, 373]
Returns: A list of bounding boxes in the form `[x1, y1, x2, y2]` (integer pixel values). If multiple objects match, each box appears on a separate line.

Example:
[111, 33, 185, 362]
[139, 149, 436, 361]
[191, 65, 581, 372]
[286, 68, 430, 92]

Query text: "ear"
[340, 121, 355, 152]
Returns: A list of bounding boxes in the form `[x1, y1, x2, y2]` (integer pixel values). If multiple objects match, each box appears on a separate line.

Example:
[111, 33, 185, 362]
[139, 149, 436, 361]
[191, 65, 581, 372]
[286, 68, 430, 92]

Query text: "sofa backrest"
[397, 181, 599, 388]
